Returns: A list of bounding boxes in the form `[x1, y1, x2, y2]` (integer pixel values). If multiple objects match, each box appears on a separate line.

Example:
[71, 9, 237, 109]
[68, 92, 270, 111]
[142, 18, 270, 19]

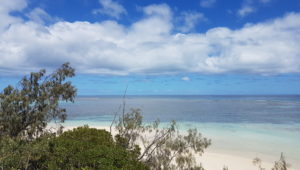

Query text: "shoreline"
[57, 123, 299, 170]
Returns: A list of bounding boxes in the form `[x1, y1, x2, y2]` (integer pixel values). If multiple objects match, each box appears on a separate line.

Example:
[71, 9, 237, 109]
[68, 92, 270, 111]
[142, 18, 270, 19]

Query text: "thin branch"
[122, 84, 128, 127]
[144, 137, 168, 162]
[110, 104, 122, 134]
[138, 129, 171, 160]
[166, 150, 180, 167]
[110, 84, 128, 134]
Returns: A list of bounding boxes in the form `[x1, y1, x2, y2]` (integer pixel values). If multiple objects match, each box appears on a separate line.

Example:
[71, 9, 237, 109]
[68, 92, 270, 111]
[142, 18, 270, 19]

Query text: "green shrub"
[45, 126, 148, 170]
[0, 134, 53, 169]
[0, 126, 149, 170]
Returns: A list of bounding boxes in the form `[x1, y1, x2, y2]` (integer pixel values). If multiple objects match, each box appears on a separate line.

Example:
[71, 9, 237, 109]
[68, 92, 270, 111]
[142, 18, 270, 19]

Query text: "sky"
[0, 0, 300, 95]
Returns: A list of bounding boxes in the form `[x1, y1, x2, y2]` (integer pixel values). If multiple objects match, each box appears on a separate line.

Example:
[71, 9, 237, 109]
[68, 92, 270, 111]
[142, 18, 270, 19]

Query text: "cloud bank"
[0, 0, 300, 75]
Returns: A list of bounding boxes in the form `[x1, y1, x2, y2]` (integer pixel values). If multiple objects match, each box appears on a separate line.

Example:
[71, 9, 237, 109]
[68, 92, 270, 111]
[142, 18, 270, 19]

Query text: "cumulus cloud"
[0, 1, 300, 76]
[200, 0, 216, 8]
[93, 0, 126, 19]
[0, 0, 27, 31]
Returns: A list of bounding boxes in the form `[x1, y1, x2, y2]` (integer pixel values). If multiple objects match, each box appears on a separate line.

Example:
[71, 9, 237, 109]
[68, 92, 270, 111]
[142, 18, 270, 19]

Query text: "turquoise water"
[61, 95, 300, 167]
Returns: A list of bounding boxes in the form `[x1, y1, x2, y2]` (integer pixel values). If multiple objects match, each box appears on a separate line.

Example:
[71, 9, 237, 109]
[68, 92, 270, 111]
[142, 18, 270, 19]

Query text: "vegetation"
[0, 64, 149, 169]
[0, 133, 52, 169]
[0, 63, 76, 139]
[253, 153, 290, 170]
[115, 108, 211, 170]
[0, 126, 148, 169]
[272, 153, 289, 170]
[45, 126, 148, 169]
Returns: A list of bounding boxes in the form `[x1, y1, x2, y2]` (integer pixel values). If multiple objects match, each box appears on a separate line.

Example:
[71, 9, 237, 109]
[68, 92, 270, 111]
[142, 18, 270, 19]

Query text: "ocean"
[61, 95, 300, 167]
[62, 95, 300, 124]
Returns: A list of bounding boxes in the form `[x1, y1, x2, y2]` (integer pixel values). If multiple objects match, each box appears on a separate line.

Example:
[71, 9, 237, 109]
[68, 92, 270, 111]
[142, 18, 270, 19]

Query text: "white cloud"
[177, 12, 206, 33]
[0, 0, 27, 31]
[26, 8, 59, 25]
[237, 0, 272, 17]
[93, 0, 126, 19]
[143, 4, 172, 20]
[181, 76, 190, 81]
[0, 2, 300, 76]
[238, 5, 256, 17]
[200, 0, 216, 8]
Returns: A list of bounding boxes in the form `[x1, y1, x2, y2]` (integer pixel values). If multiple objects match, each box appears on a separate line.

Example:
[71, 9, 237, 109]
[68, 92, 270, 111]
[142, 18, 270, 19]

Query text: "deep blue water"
[62, 95, 300, 124]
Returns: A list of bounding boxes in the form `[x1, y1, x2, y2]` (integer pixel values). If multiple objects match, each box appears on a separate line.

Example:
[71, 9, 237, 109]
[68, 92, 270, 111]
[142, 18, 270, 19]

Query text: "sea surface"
[61, 95, 300, 167]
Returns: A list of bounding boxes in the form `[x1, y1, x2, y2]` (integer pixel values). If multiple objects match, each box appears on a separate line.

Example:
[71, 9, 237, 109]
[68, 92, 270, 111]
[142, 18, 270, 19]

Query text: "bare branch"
[122, 84, 128, 127]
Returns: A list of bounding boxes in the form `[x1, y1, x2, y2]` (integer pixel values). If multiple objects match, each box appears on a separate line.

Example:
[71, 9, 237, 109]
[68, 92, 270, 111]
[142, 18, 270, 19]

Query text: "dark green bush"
[46, 126, 148, 169]
[0, 134, 53, 169]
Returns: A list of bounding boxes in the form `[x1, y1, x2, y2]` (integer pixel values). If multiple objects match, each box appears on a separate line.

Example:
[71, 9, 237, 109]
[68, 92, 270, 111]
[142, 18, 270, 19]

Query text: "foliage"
[45, 126, 149, 170]
[115, 108, 211, 170]
[0, 126, 149, 170]
[0, 63, 76, 139]
[272, 153, 289, 170]
[253, 157, 266, 170]
[253, 153, 290, 170]
[0, 133, 54, 169]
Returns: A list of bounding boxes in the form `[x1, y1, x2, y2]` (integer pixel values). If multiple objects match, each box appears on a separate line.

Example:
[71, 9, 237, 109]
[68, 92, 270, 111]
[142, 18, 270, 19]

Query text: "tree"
[0, 63, 76, 139]
[114, 108, 211, 170]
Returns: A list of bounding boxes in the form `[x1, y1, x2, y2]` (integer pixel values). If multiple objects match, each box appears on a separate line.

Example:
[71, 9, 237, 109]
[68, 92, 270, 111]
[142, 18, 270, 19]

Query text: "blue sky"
[0, 0, 300, 95]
